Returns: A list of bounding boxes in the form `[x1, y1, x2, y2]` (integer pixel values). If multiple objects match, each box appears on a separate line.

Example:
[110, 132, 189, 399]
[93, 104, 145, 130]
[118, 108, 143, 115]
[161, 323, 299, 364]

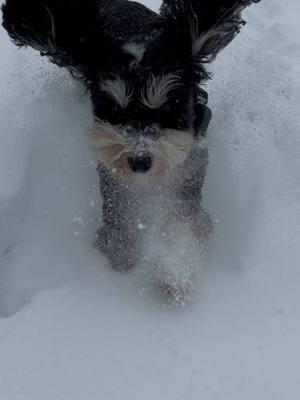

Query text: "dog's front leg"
[142, 149, 212, 302]
[96, 165, 141, 272]
[97, 222, 139, 273]
[147, 209, 210, 303]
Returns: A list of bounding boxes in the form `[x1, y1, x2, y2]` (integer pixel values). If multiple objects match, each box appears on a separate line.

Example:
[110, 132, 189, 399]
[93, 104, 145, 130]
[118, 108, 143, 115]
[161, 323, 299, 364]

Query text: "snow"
[1, 1, 300, 399]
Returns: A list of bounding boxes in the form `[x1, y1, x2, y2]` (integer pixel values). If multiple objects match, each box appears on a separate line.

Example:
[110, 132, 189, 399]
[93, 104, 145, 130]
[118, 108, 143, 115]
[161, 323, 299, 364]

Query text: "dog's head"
[89, 65, 198, 177]
[88, 0, 261, 177]
[2, 0, 261, 177]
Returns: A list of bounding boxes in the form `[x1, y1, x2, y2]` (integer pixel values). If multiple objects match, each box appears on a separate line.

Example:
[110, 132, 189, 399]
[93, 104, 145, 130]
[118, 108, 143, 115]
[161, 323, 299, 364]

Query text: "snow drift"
[0, 1, 300, 399]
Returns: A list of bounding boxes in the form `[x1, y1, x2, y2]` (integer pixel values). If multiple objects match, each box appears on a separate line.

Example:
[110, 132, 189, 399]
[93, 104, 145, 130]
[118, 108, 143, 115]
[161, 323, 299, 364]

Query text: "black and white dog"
[2, 0, 260, 300]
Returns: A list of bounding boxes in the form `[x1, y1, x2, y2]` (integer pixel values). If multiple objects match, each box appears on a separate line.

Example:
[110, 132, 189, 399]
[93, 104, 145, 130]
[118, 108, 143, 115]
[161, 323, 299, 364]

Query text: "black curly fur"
[160, 0, 261, 63]
[2, 0, 261, 82]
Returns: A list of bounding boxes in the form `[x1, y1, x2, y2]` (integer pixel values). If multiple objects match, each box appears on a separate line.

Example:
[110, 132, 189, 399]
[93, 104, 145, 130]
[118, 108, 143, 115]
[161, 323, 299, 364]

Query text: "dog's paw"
[95, 226, 137, 272]
[158, 274, 195, 307]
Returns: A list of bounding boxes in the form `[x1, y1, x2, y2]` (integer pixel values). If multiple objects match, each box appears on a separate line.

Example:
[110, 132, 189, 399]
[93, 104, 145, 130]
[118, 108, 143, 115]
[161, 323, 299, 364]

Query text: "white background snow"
[1, 0, 300, 398]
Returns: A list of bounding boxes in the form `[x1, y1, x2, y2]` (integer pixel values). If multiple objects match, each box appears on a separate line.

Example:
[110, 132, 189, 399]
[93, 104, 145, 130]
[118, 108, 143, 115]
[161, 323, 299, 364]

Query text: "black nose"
[127, 154, 153, 173]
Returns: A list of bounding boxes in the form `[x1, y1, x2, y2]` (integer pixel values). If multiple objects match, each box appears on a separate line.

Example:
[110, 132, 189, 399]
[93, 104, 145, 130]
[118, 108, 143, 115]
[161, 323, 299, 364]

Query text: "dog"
[2, 0, 260, 301]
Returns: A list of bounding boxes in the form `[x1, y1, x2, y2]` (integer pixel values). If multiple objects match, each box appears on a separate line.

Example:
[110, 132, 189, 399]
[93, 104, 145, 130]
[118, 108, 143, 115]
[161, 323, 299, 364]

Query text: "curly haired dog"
[2, 0, 260, 300]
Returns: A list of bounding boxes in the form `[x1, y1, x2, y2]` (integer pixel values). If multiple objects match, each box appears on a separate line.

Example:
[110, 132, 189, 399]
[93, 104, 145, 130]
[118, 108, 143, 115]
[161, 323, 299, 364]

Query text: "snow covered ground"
[0, 1, 300, 399]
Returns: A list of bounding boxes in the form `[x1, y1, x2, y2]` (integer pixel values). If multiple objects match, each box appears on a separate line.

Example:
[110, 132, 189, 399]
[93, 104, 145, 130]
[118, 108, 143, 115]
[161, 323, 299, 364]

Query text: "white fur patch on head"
[100, 77, 132, 108]
[141, 74, 182, 109]
[123, 42, 146, 65]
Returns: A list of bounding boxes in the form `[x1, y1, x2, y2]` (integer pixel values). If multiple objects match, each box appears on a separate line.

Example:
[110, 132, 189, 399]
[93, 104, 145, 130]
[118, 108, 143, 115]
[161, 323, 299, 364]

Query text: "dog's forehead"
[102, 36, 187, 80]
[99, 51, 189, 110]
[94, 40, 195, 130]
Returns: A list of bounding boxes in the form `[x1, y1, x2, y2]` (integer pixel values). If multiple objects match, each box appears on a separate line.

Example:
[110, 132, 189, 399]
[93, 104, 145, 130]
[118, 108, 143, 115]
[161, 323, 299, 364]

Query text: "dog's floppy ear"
[160, 0, 261, 63]
[2, 0, 113, 80]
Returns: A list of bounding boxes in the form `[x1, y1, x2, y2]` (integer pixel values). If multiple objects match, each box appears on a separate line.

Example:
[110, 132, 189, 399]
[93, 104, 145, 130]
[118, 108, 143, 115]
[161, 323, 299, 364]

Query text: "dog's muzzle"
[127, 153, 153, 173]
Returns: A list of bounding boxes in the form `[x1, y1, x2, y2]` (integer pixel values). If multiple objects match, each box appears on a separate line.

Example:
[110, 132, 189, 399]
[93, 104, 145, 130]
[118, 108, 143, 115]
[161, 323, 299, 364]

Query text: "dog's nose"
[127, 154, 152, 173]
